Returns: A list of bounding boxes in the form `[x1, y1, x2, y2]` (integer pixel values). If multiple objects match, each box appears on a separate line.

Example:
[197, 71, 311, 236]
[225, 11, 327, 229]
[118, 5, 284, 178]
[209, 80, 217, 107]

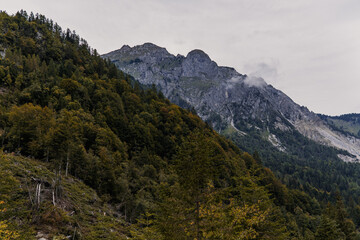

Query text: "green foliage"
[315, 215, 345, 240]
[0, 10, 351, 238]
[319, 113, 360, 138]
[226, 115, 360, 227]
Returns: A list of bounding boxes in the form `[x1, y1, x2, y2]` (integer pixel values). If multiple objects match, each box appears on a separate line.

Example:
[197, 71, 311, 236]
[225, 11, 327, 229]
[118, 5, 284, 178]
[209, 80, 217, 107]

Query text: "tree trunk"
[35, 183, 41, 208]
[52, 189, 56, 206]
[72, 227, 77, 240]
[1, 126, 6, 148]
[196, 200, 201, 240]
[46, 148, 49, 162]
[65, 149, 70, 177]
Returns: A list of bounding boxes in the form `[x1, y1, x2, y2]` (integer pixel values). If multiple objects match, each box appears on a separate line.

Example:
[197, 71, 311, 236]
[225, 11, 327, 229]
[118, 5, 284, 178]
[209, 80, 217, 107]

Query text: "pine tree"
[334, 193, 357, 240]
[315, 215, 345, 240]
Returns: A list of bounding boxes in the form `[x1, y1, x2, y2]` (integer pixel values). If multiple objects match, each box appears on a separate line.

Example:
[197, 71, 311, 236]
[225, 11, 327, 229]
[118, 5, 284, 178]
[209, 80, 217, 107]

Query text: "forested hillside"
[319, 113, 360, 138]
[0, 10, 358, 239]
[103, 42, 360, 231]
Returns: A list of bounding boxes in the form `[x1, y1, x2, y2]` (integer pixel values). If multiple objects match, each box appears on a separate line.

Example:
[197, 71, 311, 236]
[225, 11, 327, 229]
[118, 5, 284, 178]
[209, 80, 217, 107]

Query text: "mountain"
[0, 11, 341, 239]
[103, 43, 360, 226]
[319, 113, 360, 137]
[103, 43, 360, 163]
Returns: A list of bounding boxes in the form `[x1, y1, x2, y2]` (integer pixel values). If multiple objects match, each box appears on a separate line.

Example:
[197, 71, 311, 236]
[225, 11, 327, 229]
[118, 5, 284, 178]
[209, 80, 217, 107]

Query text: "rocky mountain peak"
[134, 42, 166, 53]
[103, 43, 172, 65]
[186, 49, 211, 62]
[119, 44, 131, 52]
[103, 43, 360, 162]
[182, 49, 218, 78]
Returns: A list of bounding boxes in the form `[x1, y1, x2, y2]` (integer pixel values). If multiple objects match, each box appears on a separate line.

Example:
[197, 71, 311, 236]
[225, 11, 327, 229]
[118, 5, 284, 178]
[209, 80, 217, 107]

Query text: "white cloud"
[243, 60, 279, 86]
[244, 76, 267, 88]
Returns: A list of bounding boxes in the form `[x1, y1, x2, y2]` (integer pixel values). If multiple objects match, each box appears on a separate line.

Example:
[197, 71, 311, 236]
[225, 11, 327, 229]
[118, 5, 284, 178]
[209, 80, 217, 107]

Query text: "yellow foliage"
[197, 198, 268, 240]
[130, 212, 163, 240]
[0, 201, 19, 239]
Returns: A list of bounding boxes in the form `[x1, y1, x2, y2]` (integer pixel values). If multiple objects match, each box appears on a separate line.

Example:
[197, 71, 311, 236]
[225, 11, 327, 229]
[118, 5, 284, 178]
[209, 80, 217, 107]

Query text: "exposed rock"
[36, 232, 49, 240]
[338, 154, 359, 163]
[0, 87, 7, 95]
[0, 49, 5, 58]
[103, 43, 360, 162]
[268, 133, 286, 152]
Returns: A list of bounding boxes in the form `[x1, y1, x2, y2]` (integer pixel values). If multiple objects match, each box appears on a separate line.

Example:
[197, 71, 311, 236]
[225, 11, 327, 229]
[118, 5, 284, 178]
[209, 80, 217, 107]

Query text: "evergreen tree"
[315, 215, 345, 240]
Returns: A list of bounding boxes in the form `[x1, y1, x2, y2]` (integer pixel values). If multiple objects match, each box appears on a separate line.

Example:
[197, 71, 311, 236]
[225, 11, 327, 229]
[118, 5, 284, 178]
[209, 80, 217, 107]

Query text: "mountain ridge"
[1, 11, 328, 238]
[3, 10, 360, 239]
[103, 43, 360, 162]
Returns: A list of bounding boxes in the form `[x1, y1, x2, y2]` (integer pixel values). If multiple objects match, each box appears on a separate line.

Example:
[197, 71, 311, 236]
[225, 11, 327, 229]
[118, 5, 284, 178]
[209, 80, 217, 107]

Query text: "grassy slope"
[0, 152, 128, 239]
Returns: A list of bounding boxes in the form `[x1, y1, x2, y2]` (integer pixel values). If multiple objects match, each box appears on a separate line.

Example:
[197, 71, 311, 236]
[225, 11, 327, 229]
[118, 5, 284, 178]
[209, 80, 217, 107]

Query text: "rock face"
[103, 43, 360, 161]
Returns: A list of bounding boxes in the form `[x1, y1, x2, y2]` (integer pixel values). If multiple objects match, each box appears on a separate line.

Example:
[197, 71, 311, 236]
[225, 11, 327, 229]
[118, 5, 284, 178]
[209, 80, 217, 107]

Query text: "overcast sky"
[3, 0, 360, 115]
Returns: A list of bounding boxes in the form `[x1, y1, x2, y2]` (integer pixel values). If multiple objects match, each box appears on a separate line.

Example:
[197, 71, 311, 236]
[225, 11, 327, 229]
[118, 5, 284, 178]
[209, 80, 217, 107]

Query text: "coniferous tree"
[315, 215, 345, 240]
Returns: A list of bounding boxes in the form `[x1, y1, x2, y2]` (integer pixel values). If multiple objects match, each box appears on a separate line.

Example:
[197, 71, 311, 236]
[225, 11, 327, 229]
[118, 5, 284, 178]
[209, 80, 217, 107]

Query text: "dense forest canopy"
[0, 10, 359, 239]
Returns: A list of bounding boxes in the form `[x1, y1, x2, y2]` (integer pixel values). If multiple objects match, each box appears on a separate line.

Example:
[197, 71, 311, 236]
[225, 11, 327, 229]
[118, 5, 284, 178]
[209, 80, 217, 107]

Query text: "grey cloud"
[2, 0, 360, 115]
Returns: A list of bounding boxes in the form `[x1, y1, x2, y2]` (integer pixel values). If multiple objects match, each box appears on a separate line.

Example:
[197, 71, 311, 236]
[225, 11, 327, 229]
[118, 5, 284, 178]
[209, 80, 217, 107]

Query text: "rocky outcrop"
[103, 43, 360, 161]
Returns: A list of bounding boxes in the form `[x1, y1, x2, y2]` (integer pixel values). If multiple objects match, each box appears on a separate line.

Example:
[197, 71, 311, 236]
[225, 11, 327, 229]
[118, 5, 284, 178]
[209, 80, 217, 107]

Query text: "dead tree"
[34, 181, 42, 208]
[52, 169, 63, 206]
